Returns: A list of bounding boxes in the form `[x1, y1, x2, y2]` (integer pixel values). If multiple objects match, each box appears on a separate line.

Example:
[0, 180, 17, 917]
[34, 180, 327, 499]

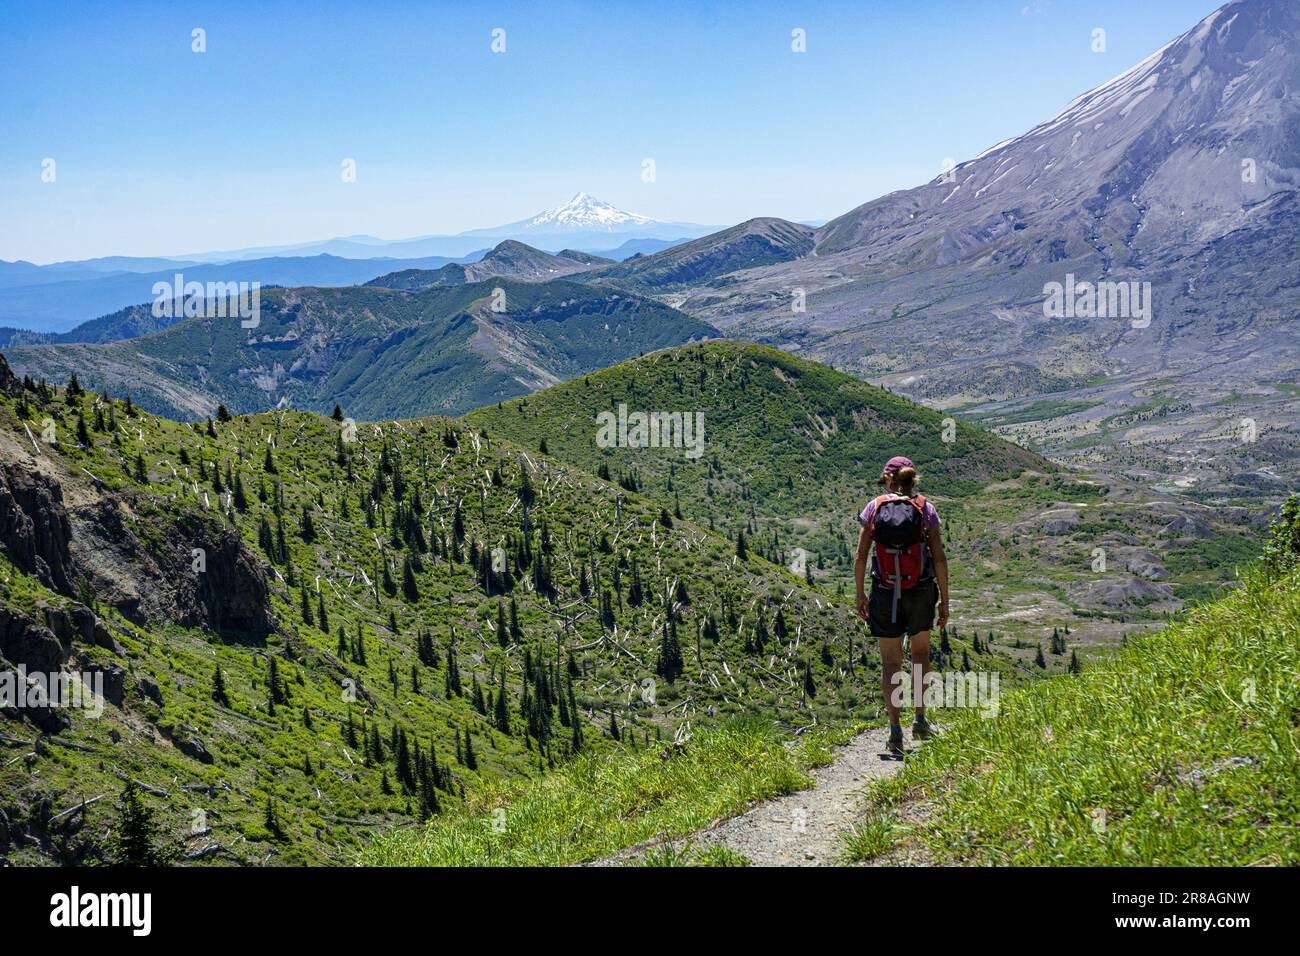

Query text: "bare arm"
[928, 525, 949, 630]
[854, 524, 873, 620]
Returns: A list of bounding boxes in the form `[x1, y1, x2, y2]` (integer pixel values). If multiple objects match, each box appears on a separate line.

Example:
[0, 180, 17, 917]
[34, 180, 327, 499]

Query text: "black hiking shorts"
[867, 579, 938, 639]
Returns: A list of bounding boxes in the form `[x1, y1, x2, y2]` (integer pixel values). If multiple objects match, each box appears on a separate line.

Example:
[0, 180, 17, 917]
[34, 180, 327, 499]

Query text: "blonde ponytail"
[891, 466, 919, 494]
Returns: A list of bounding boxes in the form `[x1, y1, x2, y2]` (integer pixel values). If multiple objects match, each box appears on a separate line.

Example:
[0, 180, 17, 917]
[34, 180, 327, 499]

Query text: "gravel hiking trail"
[598, 726, 909, 866]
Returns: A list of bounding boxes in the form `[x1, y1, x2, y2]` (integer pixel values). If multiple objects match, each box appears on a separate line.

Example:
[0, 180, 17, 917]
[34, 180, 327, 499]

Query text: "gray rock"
[41, 603, 122, 654]
[0, 608, 70, 733]
[1068, 575, 1174, 609]
[40, 604, 75, 645]
[136, 677, 163, 709]
[1122, 548, 1170, 581]
[177, 734, 214, 765]
[0, 607, 66, 675]
[73, 499, 272, 638]
[1160, 516, 1213, 539]
[0, 353, 17, 394]
[92, 620, 124, 656]
[0, 464, 76, 595]
[85, 662, 126, 708]
[70, 603, 96, 642]
[1040, 511, 1080, 533]
[1228, 470, 1284, 490]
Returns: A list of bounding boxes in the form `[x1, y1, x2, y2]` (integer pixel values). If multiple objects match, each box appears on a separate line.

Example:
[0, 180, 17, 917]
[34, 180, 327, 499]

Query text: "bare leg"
[910, 630, 931, 720]
[880, 637, 904, 726]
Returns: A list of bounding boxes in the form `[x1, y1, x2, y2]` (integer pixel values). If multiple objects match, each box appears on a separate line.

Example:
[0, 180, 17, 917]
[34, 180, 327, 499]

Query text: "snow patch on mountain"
[524, 193, 655, 232]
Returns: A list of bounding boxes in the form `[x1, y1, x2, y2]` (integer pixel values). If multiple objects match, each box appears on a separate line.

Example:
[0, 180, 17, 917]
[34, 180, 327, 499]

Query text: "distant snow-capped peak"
[525, 193, 655, 231]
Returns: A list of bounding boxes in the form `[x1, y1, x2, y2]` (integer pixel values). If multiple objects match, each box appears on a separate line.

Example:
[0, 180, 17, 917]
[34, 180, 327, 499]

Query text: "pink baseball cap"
[881, 456, 914, 478]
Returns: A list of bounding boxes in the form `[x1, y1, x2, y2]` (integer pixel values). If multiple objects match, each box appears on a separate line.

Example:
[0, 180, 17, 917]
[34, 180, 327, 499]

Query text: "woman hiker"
[854, 456, 949, 755]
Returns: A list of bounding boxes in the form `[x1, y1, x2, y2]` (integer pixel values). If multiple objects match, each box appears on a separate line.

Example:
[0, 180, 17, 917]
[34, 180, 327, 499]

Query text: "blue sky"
[0, 0, 1223, 263]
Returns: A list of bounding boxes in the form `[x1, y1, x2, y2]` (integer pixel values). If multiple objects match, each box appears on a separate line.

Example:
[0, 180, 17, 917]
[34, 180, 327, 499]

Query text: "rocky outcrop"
[41, 602, 124, 656]
[0, 353, 17, 394]
[178, 514, 272, 636]
[1227, 470, 1285, 491]
[1120, 548, 1171, 582]
[73, 501, 271, 637]
[84, 661, 126, 707]
[1036, 509, 1080, 534]
[0, 464, 77, 595]
[1159, 515, 1214, 539]
[136, 677, 163, 709]
[1, 460, 272, 640]
[39, 602, 93, 646]
[0, 607, 66, 676]
[1067, 576, 1175, 610]
[176, 733, 214, 764]
[0, 605, 71, 733]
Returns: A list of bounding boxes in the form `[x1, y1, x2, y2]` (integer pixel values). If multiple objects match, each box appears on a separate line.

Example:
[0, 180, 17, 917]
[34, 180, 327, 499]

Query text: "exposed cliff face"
[0, 606, 70, 733]
[0, 354, 16, 394]
[180, 517, 272, 636]
[0, 462, 271, 639]
[0, 464, 76, 595]
[73, 503, 271, 636]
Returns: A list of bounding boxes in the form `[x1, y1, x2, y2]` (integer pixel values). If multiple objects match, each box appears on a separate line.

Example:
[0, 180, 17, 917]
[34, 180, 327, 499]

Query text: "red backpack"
[870, 493, 930, 623]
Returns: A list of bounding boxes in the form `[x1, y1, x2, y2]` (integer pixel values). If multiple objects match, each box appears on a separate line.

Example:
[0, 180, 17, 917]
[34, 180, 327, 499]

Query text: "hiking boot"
[886, 727, 905, 755]
[911, 716, 932, 741]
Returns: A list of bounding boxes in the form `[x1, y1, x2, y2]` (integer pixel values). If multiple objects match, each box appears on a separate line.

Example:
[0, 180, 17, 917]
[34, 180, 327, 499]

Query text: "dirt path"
[598, 726, 910, 867]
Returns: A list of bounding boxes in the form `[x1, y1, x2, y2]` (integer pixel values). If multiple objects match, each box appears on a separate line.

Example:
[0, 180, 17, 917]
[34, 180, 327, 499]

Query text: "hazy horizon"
[1, 0, 1221, 264]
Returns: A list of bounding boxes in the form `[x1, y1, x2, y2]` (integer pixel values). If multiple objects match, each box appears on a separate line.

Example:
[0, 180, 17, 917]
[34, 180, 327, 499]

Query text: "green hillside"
[363, 718, 856, 866]
[465, 340, 1046, 570]
[4, 279, 713, 423]
[0, 354, 882, 865]
[370, 532, 1300, 868]
[464, 341, 1261, 651]
[365, 241, 608, 291]
[581, 218, 816, 291]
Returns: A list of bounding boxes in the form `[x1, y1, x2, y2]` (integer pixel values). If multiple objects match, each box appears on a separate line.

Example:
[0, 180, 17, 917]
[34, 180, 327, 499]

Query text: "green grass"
[635, 843, 751, 866]
[864, 565, 1300, 865]
[962, 399, 1102, 427]
[839, 812, 898, 863]
[361, 718, 818, 866]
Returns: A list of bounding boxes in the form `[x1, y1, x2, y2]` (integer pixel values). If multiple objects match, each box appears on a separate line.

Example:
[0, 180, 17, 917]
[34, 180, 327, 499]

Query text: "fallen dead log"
[183, 844, 224, 861]
[112, 771, 167, 797]
[320, 815, 389, 827]
[50, 793, 108, 822]
[47, 737, 99, 753]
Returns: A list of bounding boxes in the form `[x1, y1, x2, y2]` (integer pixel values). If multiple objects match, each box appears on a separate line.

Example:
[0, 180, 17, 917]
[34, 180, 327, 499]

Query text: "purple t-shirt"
[859, 495, 941, 533]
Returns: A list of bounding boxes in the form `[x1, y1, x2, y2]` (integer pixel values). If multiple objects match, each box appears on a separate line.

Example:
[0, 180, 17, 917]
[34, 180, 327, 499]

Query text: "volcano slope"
[583, 0, 1300, 497]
